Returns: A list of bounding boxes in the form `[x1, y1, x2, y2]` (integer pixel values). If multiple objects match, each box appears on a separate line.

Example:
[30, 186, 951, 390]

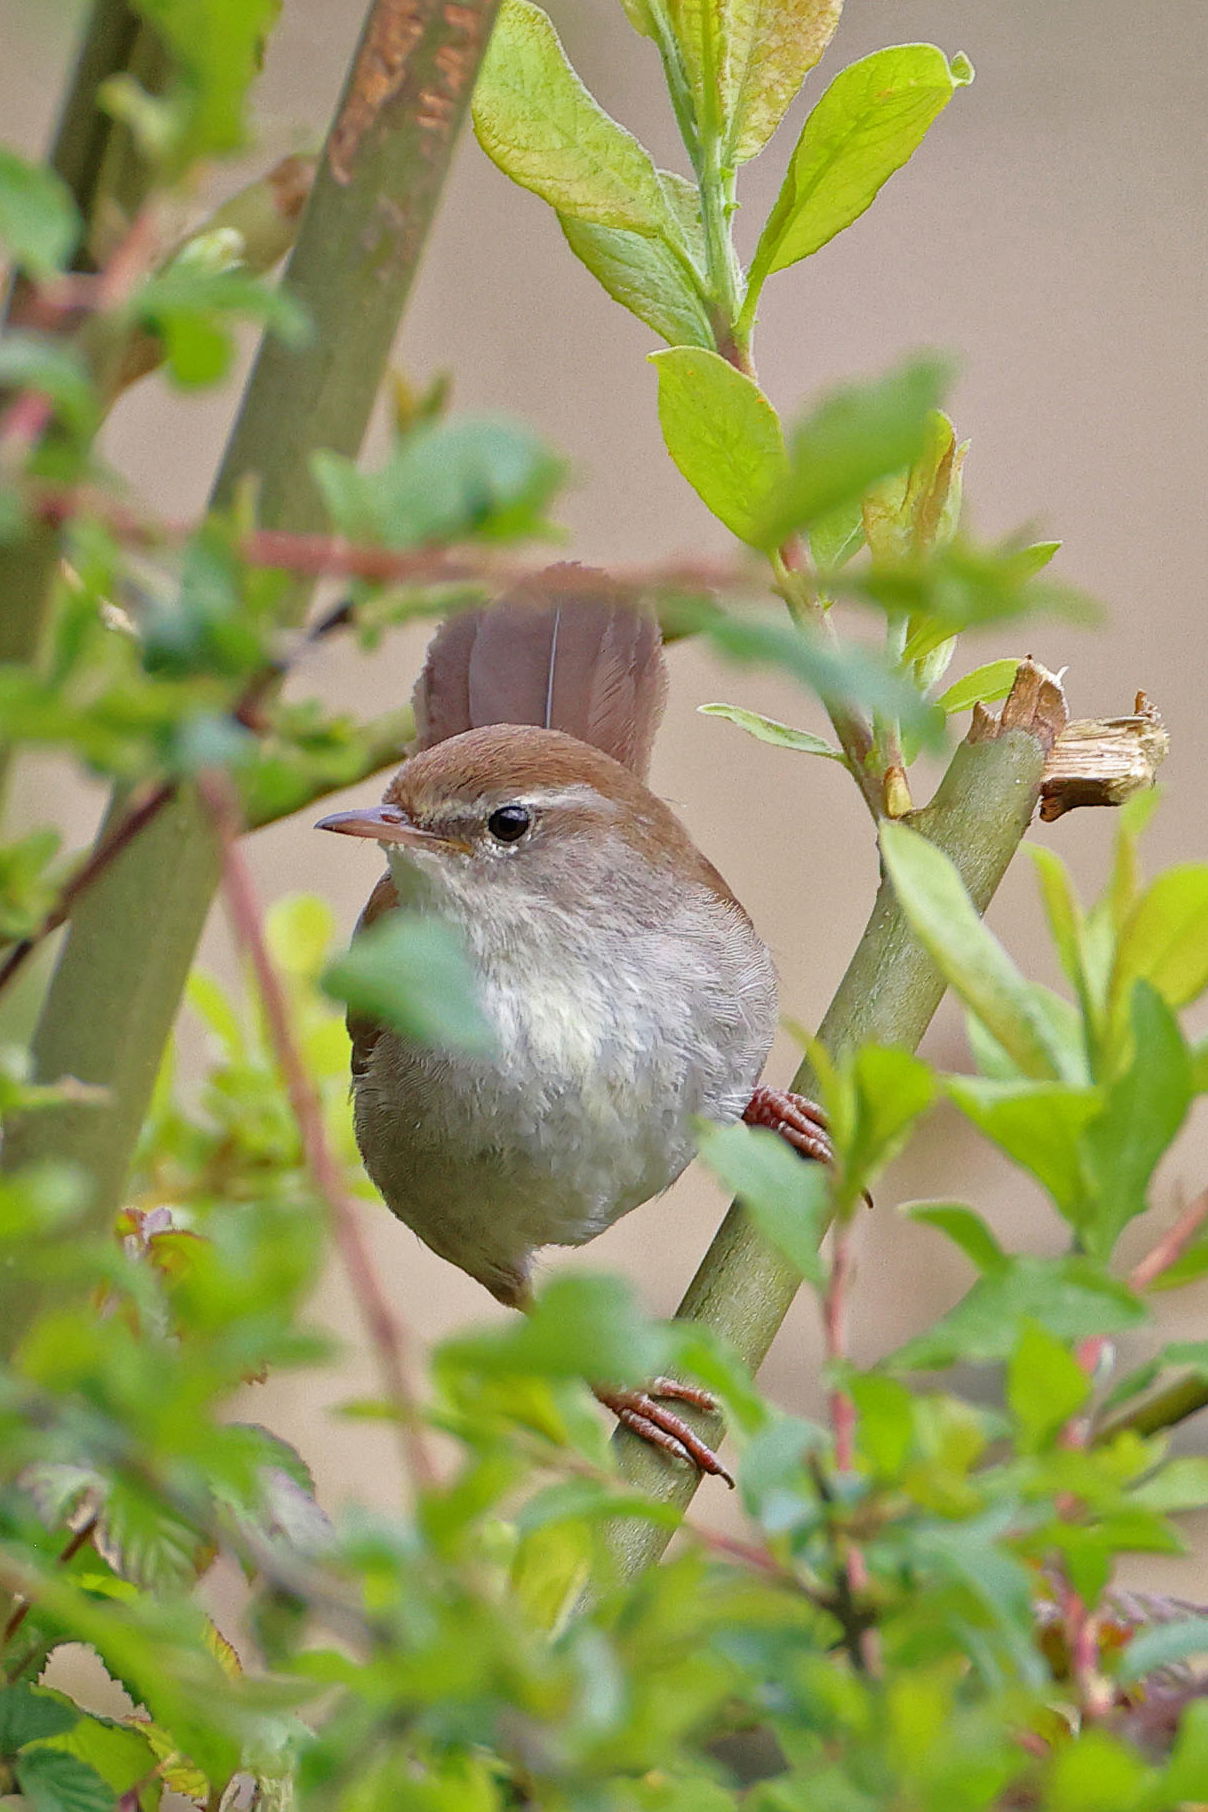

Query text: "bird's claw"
[743, 1085, 834, 1165]
[595, 1378, 733, 1487]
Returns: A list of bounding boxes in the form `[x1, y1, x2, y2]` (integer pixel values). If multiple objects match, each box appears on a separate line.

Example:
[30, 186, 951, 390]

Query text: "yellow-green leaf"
[1110, 865, 1208, 1024]
[651, 346, 788, 542]
[750, 44, 973, 283]
[723, 0, 844, 163]
[473, 0, 670, 233]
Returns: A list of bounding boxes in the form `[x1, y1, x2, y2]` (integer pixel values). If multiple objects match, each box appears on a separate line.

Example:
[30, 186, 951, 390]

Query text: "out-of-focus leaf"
[698, 702, 846, 763]
[946, 1077, 1099, 1222]
[130, 0, 280, 168]
[0, 147, 80, 276]
[887, 1255, 1145, 1371]
[0, 1687, 79, 1756]
[881, 822, 1068, 1081]
[1006, 1322, 1089, 1451]
[749, 45, 973, 282]
[0, 336, 99, 439]
[697, 1121, 830, 1284]
[903, 1202, 1005, 1275]
[1081, 984, 1192, 1260]
[651, 347, 787, 543]
[1110, 865, 1208, 1025]
[322, 911, 495, 1057]
[438, 1273, 670, 1388]
[696, 607, 945, 751]
[753, 357, 951, 546]
[313, 414, 563, 549]
[808, 495, 866, 571]
[15, 1745, 115, 1812]
[473, 0, 672, 233]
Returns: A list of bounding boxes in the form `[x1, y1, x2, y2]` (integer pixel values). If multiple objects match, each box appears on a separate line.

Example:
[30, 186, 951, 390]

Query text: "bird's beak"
[314, 805, 448, 849]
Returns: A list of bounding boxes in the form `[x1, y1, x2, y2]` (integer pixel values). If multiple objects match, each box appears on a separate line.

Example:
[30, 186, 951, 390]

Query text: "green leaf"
[1110, 864, 1208, 1024]
[697, 703, 845, 763]
[132, 0, 280, 169]
[0, 148, 80, 277]
[722, 0, 844, 164]
[845, 1045, 935, 1194]
[322, 910, 496, 1056]
[439, 1272, 670, 1387]
[1161, 1699, 1208, 1801]
[697, 1122, 830, 1285]
[1128, 1457, 1208, 1513]
[753, 356, 951, 546]
[15, 1746, 115, 1812]
[849, 1373, 915, 1476]
[749, 45, 973, 283]
[936, 660, 1022, 715]
[38, 1716, 158, 1810]
[881, 821, 1068, 1080]
[887, 1255, 1146, 1371]
[696, 607, 945, 751]
[0, 336, 99, 439]
[473, 0, 672, 233]
[1044, 1729, 1148, 1812]
[946, 1077, 1100, 1221]
[559, 215, 713, 348]
[1027, 844, 1090, 1008]
[904, 1202, 1005, 1274]
[1006, 1322, 1089, 1451]
[0, 1688, 79, 1757]
[651, 348, 787, 543]
[1081, 984, 1192, 1259]
[808, 495, 866, 571]
[313, 413, 564, 548]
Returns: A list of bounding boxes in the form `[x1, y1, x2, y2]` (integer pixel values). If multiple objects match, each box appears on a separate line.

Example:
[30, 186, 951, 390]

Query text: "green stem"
[607, 717, 1050, 1577]
[0, 0, 501, 1345]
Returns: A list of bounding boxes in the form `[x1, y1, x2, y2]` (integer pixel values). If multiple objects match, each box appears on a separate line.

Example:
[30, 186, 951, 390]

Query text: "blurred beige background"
[5, 0, 1208, 1584]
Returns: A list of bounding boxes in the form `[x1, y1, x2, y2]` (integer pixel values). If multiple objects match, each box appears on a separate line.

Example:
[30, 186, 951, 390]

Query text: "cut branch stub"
[968, 656, 1068, 751]
[1040, 691, 1168, 821]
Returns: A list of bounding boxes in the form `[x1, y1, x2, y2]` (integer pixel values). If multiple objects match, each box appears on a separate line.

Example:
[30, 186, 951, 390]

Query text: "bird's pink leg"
[743, 1085, 834, 1164]
[594, 1379, 734, 1487]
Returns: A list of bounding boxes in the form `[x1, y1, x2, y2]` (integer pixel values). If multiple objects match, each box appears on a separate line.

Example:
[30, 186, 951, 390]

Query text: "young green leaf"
[559, 217, 714, 347]
[651, 347, 788, 543]
[880, 821, 1068, 1081]
[1007, 1322, 1090, 1451]
[322, 911, 495, 1056]
[1116, 1618, 1208, 1689]
[15, 1746, 115, 1812]
[134, 0, 279, 169]
[697, 703, 846, 763]
[936, 660, 1022, 716]
[845, 1045, 936, 1199]
[1081, 983, 1192, 1260]
[0, 147, 80, 277]
[887, 1255, 1146, 1371]
[808, 495, 866, 571]
[748, 44, 973, 287]
[904, 1202, 1006, 1274]
[947, 1077, 1099, 1223]
[473, 0, 672, 234]
[697, 1121, 831, 1285]
[1110, 864, 1208, 1027]
[753, 357, 951, 546]
[722, 0, 844, 164]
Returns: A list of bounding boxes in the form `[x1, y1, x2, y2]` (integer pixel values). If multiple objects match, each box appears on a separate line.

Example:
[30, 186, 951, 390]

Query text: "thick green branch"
[1, 0, 500, 1344]
[607, 703, 1055, 1576]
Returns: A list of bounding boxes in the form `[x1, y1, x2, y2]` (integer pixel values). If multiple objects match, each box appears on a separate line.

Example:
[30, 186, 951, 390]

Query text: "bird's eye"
[486, 804, 531, 844]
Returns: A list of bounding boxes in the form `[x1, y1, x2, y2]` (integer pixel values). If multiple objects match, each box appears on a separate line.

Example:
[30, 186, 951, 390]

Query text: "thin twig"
[1129, 1186, 1208, 1292]
[820, 1216, 880, 1675]
[0, 781, 174, 994]
[198, 773, 436, 1492]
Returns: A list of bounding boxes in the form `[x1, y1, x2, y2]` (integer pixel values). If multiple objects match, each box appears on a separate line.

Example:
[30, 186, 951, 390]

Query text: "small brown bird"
[319, 567, 828, 1478]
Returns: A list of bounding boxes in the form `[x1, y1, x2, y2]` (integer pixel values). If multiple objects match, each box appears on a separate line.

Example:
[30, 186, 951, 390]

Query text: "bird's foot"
[594, 1377, 733, 1487]
[744, 1085, 833, 1165]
